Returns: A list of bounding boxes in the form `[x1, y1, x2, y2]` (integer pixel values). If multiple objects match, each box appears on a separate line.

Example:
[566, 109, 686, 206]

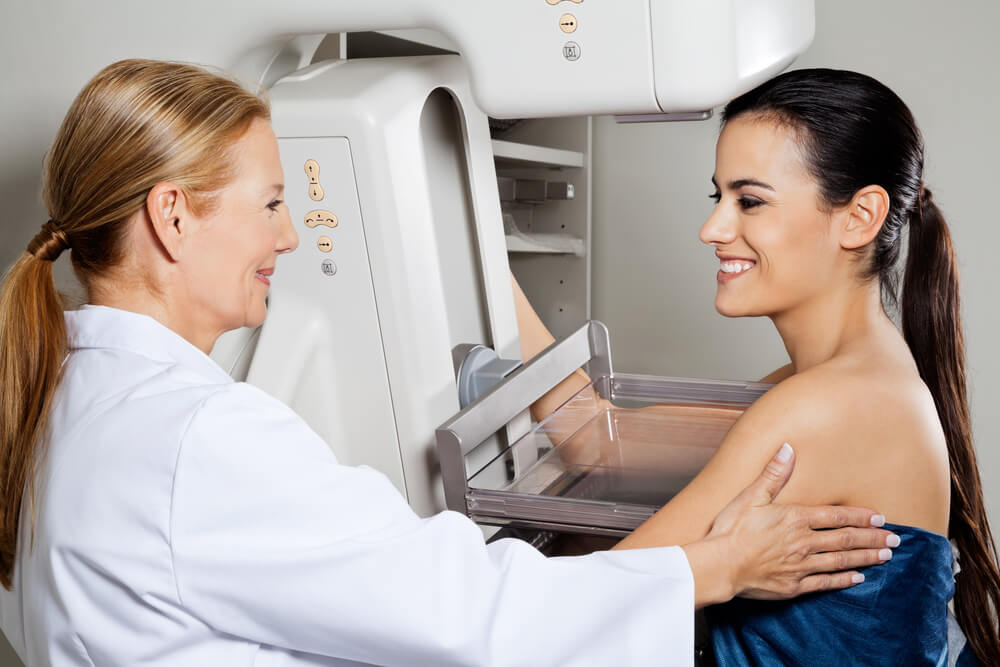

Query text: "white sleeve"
[170, 383, 694, 666]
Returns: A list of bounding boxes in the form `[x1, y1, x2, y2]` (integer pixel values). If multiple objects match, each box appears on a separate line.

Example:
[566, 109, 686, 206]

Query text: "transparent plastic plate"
[465, 373, 771, 534]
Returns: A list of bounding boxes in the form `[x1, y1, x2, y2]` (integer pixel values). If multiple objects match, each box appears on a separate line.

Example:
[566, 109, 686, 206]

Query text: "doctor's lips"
[255, 267, 274, 286]
[715, 253, 756, 281]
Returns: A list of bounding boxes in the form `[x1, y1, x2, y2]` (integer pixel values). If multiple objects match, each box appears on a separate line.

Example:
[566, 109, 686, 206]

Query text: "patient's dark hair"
[723, 68, 999, 662]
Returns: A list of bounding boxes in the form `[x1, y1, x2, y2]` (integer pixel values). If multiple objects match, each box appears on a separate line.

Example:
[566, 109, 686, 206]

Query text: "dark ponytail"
[723, 68, 1000, 662]
[903, 188, 1000, 660]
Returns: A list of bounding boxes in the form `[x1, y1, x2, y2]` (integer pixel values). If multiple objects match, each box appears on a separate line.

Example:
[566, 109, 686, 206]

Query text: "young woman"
[517, 68, 1000, 664]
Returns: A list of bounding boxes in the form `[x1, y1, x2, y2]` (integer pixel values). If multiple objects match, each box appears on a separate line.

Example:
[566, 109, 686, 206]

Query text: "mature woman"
[0, 60, 895, 666]
[518, 69, 1000, 665]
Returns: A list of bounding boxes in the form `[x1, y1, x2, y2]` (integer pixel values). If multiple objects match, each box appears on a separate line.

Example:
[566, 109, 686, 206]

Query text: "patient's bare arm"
[618, 443, 896, 609]
[512, 273, 593, 423]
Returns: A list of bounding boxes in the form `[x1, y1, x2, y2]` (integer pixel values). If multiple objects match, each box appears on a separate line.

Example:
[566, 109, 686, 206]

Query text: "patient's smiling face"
[700, 116, 843, 318]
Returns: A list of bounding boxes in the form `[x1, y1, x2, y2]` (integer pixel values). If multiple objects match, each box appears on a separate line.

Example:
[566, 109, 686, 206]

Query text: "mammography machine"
[3, 1, 814, 522]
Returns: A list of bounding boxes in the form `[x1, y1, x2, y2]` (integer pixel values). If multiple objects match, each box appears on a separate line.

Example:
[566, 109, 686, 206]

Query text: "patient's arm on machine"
[512, 274, 594, 423]
[615, 371, 848, 548]
[615, 360, 951, 549]
[514, 274, 751, 467]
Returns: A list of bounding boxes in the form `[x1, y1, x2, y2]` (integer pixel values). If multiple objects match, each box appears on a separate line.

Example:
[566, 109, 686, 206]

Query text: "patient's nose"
[699, 206, 738, 246]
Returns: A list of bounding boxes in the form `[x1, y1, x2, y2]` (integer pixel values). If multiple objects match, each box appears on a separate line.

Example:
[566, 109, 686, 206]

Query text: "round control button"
[317, 236, 333, 253]
[559, 14, 578, 33]
[562, 41, 581, 61]
[321, 259, 337, 276]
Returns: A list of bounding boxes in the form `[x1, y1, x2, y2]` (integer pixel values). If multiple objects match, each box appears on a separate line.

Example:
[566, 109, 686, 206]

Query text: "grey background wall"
[593, 0, 1000, 536]
[0, 1, 995, 664]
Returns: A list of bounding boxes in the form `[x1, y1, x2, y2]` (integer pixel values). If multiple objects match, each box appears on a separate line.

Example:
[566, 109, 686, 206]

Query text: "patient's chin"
[715, 296, 750, 318]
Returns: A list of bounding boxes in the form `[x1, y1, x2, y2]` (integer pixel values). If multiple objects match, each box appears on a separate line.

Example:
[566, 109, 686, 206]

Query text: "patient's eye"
[708, 192, 721, 204]
[267, 199, 283, 212]
[738, 196, 765, 210]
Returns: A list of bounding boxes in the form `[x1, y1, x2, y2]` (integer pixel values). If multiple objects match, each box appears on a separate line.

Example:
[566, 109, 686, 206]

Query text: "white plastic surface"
[240, 56, 524, 516]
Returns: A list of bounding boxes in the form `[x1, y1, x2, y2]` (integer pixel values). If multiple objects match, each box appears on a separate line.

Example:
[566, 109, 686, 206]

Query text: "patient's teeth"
[719, 260, 755, 275]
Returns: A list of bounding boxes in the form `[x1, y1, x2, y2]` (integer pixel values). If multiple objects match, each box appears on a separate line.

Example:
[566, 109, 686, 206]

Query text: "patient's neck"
[771, 281, 889, 374]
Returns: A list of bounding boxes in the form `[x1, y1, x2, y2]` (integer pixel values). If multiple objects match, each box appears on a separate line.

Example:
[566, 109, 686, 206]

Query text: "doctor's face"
[183, 118, 298, 333]
[699, 116, 842, 319]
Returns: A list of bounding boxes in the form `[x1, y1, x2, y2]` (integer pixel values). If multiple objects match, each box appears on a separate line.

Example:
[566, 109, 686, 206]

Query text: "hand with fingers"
[682, 443, 898, 608]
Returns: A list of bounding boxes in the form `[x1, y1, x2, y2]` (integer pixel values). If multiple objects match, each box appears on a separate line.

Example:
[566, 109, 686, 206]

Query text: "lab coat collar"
[65, 305, 234, 385]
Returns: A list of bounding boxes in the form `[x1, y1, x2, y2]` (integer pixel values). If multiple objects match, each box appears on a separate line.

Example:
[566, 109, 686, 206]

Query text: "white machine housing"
[212, 56, 522, 515]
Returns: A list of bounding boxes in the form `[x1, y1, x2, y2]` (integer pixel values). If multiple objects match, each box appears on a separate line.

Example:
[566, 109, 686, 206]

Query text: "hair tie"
[918, 185, 933, 208]
[27, 219, 70, 262]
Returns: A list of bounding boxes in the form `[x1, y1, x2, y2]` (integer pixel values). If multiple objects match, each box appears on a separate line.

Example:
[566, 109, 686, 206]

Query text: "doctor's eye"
[267, 199, 283, 212]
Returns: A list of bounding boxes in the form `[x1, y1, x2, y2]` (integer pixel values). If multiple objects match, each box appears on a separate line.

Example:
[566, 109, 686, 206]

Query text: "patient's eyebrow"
[728, 178, 775, 192]
[710, 175, 775, 192]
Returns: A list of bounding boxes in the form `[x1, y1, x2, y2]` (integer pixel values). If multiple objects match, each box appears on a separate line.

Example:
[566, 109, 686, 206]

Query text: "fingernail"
[886, 534, 901, 548]
[870, 514, 886, 527]
[879, 548, 893, 561]
[776, 442, 793, 463]
[851, 573, 865, 584]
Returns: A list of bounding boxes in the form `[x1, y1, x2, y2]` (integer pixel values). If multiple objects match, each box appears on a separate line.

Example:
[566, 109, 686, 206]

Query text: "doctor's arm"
[170, 384, 892, 664]
[170, 384, 704, 664]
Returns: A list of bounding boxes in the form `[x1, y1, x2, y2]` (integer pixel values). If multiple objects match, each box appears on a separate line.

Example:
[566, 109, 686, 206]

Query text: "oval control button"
[304, 159, 320, 183]
[304, 210, 338, 228]
[309, 183, 325, 201]
[317, 236, 333, 253]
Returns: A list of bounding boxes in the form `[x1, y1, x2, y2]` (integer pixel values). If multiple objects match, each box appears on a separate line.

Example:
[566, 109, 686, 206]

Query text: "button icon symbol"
[563, 41, 581, 61]
[559, 14, 578, 33]
[321, 259, 337, 276]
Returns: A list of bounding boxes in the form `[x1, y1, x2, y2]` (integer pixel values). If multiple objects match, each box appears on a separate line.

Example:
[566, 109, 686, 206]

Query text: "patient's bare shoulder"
[726, 358, 950, 530]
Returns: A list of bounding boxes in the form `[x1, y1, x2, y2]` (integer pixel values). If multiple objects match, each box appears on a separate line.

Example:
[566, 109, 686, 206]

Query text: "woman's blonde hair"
[0, 59, 270, 589]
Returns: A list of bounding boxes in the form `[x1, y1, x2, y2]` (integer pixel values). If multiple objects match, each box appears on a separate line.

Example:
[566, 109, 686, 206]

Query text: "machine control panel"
[298, 158, 342, 276]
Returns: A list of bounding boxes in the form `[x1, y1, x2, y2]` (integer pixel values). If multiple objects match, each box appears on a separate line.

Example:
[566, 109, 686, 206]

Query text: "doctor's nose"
[699, 206, 738, 247]
[277, 207, 299, 254]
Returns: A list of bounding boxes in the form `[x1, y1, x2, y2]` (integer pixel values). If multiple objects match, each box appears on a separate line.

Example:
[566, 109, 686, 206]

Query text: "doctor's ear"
[839, 185, 890, 250]
[145, 182, 192, 262]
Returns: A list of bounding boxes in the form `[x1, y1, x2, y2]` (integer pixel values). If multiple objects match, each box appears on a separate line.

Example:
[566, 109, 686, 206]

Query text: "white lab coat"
[0, 305, 695, 666]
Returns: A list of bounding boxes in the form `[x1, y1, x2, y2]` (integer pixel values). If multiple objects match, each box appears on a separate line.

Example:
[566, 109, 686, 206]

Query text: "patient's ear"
[839, 185, 890, 250]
